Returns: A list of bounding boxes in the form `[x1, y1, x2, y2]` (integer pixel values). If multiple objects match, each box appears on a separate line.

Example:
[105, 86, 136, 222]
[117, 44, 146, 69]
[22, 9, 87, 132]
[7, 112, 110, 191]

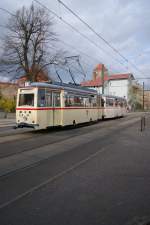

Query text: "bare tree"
[0, 4, 64, 82]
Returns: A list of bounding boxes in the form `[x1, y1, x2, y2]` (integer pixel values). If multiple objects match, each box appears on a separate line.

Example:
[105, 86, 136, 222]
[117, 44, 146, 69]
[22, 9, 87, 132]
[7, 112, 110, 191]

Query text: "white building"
[105, 74, 135, 100]
[81, 64, 135, 102]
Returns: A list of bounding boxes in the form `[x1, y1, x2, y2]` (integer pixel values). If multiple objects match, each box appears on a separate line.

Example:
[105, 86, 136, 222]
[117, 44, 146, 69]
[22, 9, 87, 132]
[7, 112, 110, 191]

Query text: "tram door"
[97, 95, 101, 119]
[101, 97, 105, 119]
[52, 92, 61, 126]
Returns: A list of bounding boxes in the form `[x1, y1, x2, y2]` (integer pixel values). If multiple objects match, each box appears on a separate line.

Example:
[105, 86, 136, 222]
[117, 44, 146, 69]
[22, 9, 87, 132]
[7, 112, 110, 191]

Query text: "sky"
[0, 0, 150, 87]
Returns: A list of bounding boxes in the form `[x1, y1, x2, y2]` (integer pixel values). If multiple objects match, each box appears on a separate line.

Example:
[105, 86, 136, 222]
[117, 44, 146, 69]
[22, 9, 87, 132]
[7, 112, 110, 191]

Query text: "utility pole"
[143, 81, 144, 110]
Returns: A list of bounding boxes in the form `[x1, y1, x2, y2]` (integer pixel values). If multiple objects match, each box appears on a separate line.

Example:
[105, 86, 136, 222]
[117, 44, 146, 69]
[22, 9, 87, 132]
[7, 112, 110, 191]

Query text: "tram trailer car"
[102, 95, 127, 119]
[16, 82, 127, 130]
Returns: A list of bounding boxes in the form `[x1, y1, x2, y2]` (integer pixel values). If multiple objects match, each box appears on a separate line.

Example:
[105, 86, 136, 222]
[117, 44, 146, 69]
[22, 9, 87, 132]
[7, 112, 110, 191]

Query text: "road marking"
[0, 114, 145, 209]
[0, 147, 107, 210]
[0, 124, 14, 128]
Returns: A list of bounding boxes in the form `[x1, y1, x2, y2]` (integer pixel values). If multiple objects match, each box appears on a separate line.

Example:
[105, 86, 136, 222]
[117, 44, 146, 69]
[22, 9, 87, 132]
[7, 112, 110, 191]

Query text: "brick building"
[17, 67, 50, 87]
[0, 82, 18, 100]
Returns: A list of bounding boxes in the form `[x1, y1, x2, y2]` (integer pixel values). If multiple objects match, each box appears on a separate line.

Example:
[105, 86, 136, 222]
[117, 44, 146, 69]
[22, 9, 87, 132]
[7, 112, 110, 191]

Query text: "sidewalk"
[0, 112, 15, 119]
[0, 118, 16, 128]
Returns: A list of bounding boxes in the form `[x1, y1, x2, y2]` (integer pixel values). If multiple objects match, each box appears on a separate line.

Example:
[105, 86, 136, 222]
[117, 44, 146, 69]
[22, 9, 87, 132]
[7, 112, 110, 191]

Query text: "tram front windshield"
[19, 94, 34, 106]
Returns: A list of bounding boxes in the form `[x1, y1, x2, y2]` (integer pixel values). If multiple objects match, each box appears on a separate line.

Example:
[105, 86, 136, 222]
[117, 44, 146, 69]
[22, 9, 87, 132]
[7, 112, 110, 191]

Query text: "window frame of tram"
[53, 92, 61, 107]
[64, 92, 98, 107]
[38, 89, 61, 107]
[45, 89, 52, 107]
[19, 93, 34, 106]
[106, 98, 114, 107]
[38, 89, 46, 107]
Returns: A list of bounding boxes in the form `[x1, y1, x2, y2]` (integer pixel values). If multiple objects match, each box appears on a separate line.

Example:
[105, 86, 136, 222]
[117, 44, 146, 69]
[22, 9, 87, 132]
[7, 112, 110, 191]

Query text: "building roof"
[109, 73, 134, 80]
[81, 76, 109, 87]
[81, 73, 134, 87]
[0, 81, 18, 86]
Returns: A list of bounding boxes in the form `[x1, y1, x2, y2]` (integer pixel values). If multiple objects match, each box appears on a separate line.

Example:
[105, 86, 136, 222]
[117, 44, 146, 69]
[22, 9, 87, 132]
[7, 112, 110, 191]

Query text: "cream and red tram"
[16, 82, 102, 129]
[16, 82, 127, 130]
[102, 95, 127, 119]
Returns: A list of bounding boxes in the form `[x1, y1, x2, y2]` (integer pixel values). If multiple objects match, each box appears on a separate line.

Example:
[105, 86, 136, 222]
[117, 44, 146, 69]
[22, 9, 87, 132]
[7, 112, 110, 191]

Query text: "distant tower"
[92, 64, 107, 94]
[92, 64, 106, 81]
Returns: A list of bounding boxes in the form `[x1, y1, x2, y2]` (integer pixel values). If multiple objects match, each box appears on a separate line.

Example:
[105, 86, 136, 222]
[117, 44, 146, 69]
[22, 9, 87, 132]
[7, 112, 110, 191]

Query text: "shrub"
[0, 97, 16, 113]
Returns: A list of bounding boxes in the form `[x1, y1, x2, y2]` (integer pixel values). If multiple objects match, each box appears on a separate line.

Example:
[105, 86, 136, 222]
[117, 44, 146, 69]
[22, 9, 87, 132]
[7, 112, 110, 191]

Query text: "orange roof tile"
[81, 73, 134, 87]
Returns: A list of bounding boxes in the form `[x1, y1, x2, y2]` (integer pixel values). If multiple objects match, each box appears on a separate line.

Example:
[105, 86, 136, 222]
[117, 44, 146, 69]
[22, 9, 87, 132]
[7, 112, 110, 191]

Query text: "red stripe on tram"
[16, 107, 122, 110]
[16, 107, 103, 110]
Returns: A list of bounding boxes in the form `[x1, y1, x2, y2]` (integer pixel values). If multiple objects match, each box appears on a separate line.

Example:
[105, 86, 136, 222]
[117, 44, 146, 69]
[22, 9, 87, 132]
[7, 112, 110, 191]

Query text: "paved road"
[0, 112, 150, 225]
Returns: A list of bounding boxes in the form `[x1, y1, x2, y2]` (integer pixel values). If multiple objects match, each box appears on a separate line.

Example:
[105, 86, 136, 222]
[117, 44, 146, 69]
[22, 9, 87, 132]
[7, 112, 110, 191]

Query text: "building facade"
[81, 64, 143, 109]
[0, 82, 18, 100]
[144, 90, 150, 110]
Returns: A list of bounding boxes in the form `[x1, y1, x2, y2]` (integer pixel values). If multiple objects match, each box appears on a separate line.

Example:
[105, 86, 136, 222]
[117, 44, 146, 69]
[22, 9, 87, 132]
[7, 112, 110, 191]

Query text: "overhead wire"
[0, 3, 128, 77]
[0, 6, 96, 79]
[0, 11, 87, 82]
[57, 0, 145, 75]
[0, 7, 15, 16]
[34, 0, 130, 72]
[0, 2, 142, 81]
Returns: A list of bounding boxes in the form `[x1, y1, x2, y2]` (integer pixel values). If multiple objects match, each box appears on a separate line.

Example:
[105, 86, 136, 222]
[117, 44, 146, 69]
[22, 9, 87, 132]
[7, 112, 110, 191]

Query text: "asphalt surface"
[0, 113, 150, 225]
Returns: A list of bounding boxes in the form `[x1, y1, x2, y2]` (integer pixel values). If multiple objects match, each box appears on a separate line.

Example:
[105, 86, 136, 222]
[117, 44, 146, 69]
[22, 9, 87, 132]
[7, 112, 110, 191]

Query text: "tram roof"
[102, 94, 126, 100]
[29, 82, 98, 95]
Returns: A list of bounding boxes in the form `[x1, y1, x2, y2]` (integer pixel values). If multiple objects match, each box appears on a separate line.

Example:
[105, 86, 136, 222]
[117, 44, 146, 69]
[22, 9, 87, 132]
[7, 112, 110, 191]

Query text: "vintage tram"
[16, 82, 127, 130]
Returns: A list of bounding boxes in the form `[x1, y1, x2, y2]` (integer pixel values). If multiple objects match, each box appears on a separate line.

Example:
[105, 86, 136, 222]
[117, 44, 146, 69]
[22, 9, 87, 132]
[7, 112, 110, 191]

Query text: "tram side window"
[101, 98, 105, 107]
[19, 94, 34, 106]
[53, 92, 61, 107]
[65, 95, 74, 106]
[97, 96, 101, 107]
[65, 94, 84, 107]
[74, 96, 84, 106]
[119, 101, 123, 107]
[115, 98, 118, 107]
[46, 90, 52, 107]
[64, 93, 98, 107]
[38, 89, 46, 107]
[92, 96, 97, 107]
[83, 97, 91, 107]
[124, 100, 127, 107]
[106, 98, 114, 107]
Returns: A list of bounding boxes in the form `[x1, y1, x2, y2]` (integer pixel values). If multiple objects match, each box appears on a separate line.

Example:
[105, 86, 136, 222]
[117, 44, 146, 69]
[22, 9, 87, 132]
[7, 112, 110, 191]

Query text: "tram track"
[0, 112, 150, 225]
[0, 114, 148, 212]
[0, 115, 131, 158]
[0, 114, 143, 179]
[0, 112, 147, 160]
[0, 113, 136, 139]
[0, 146, 108, 210]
